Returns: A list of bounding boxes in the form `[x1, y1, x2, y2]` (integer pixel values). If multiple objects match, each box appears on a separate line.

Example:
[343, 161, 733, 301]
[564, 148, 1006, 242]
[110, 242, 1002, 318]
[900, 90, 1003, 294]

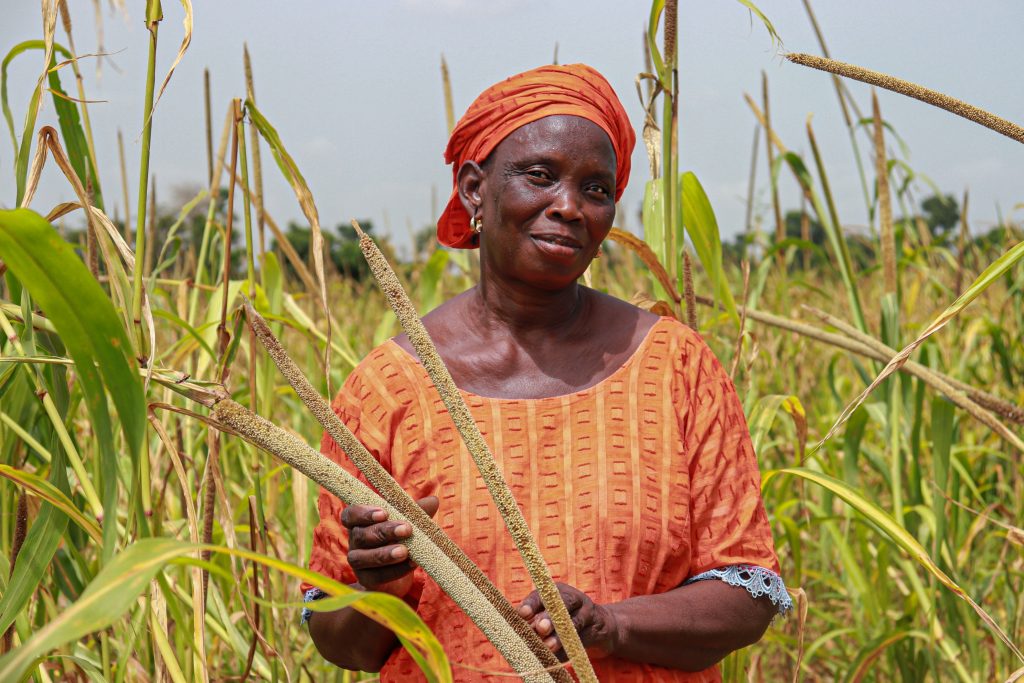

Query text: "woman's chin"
[515, 265, 590, 292]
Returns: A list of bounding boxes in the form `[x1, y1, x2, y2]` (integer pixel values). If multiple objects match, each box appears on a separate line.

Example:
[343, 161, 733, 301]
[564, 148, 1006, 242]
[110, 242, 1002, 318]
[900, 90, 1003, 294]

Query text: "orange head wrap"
[437, 63, 636, 249]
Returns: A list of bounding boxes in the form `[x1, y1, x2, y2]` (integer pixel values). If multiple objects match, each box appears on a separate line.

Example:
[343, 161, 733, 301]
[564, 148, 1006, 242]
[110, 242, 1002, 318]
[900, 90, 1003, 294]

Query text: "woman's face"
[465, 115, 618, 290]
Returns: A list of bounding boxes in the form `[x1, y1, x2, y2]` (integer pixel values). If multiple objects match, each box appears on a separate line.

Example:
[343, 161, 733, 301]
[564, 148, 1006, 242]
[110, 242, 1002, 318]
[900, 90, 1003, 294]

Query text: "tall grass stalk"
[243, 45, 266, 260]
[244, 300, 571, 680]
[116, 129, 129, 238]
[763, 71, 784, 270]
[872, 90, 897, 296]
[799, 0, 873, 215]
[133, 0, 161, 355]
[787, 52, 1024, 144]
[210, 398, 556, 682]
[353, 222, 598, 683]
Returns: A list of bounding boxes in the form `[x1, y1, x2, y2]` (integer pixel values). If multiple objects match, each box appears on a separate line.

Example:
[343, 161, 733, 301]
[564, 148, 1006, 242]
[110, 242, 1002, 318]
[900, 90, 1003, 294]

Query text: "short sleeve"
[301, 366, 426, 607]
[681, 333, 781, 577]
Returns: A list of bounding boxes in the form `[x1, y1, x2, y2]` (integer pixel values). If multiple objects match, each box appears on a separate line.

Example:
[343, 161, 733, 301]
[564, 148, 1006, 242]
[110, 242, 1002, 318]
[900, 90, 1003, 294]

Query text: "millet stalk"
[352, 221, 599, 683]
[211, 398, 556, 683]
[243, 300, 572, 682]
[787, 53, 1024, 145]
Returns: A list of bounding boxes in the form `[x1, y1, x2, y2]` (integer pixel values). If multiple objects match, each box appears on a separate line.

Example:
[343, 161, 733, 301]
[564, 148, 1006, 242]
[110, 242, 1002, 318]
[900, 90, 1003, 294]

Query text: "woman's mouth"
[531, 234, 582, 260]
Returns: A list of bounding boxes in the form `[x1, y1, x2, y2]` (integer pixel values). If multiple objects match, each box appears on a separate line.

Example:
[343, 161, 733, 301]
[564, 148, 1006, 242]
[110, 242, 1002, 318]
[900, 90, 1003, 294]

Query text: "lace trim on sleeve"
[685, 564, 793, 617]
[300, 587, 326, 625]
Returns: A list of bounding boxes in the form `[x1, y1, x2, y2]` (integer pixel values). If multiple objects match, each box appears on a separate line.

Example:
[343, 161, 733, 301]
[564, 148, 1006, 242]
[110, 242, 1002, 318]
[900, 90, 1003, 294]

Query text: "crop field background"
[1, 1, 1023, 682]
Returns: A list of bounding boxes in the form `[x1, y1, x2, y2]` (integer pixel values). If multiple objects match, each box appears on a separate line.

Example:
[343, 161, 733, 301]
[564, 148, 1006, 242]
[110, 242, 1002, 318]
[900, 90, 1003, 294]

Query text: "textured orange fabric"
[438, 63, 636, 249]
[307, 317, 780, 682]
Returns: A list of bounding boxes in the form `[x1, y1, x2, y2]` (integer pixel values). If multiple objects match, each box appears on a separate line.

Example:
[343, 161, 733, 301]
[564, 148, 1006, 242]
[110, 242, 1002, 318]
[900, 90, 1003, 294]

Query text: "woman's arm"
[308, 496, 440, 672]
[519, 576, 779, 672]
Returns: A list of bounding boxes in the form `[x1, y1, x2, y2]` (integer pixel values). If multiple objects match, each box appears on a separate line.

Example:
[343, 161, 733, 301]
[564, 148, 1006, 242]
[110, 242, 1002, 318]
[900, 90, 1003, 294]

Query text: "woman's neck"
[472, 276, 587, 340]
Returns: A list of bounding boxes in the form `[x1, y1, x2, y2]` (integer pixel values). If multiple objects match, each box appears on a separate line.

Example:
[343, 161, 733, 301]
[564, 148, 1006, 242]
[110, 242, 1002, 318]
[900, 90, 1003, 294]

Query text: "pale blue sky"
[3, 1, 1023, 254]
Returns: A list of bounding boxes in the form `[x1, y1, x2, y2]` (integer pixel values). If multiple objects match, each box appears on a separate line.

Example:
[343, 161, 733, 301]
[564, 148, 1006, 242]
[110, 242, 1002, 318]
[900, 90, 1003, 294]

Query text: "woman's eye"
[526, 169, 551, 181]
[588, 184, 611, 197]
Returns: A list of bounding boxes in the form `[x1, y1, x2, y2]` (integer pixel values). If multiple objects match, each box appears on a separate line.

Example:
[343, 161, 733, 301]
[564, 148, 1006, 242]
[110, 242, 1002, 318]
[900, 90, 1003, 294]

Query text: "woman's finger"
[340, 504, 387, 529]
[533, 614, 554, 637]
[355, 560, 417, 587]
[553, 583, 584, 613]
[350, 520, 412, 549]
[518, 590, 542, 619]
[349, 543, 410, 570]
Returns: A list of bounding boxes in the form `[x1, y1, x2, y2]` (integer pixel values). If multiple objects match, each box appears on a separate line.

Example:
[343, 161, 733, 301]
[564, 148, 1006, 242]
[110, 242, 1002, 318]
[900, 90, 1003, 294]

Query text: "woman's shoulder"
[587, 289, 706, 352]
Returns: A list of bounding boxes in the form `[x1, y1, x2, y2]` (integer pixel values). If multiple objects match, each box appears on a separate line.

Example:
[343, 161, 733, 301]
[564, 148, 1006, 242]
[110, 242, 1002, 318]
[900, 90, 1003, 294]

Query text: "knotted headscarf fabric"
[437, 64, 636, 249]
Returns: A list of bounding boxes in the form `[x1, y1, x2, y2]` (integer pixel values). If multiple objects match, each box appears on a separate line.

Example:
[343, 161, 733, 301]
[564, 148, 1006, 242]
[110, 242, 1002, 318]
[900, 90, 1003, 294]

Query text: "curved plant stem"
[211, 398, 556, 682]
[802, 305, 1024, 454]
[786, 53, 1024, 145]
[133, 4, 160, 356]
[242, 300, 571, 681]
[353, 222, 598, 683]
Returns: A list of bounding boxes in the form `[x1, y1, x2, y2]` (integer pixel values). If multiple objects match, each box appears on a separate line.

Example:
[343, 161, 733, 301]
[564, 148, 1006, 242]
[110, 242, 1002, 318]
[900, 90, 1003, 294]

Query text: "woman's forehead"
[493, 115, 616, 164]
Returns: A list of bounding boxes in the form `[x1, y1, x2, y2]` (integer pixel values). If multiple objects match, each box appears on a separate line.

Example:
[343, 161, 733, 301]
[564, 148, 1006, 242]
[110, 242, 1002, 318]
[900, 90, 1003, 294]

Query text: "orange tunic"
[307, 317, 783, 682]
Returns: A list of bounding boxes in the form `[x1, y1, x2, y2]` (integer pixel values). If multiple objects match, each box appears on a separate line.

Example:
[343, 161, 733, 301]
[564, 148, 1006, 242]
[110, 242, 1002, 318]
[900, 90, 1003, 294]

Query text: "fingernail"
[544, 636, 558, 650]
[539, 618, 552, 634]
[391, 546, 407, 559]
[395, 523, 411, 537]
[518, 605, 532, 618]
[371, 509, 387, 522]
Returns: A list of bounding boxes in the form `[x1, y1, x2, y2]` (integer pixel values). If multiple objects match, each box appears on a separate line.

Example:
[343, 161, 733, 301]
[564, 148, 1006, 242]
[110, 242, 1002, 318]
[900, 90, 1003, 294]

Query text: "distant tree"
[276, 219, 377, 281]
[413, 223, 438, 259]
[920, 193, 960, 239]
[783, 209, 825, 245]
[334, 220, 374, 280]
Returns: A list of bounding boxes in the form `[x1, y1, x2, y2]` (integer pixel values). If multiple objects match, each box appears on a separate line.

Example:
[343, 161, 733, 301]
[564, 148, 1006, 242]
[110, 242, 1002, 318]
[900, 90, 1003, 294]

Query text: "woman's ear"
[456, 160, 485, 219]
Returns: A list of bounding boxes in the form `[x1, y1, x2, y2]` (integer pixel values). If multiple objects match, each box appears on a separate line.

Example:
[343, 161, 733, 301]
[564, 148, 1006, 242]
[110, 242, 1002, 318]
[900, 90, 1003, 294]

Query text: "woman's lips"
[530, 234, 582, 260]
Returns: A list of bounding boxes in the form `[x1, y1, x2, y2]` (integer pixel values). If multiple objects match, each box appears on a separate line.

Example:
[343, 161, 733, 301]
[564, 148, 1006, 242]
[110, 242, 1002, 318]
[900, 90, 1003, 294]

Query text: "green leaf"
[747, 394, 803, 455]
[645, 0, 668, 83]
[733, 0, 783, 47]
[764, 467, 1024, 662]
[680, 171, 738, 324]
[1, 40, 101, 209]
[0, 472, 68, 636]
[0, 539, 188, 680]
[642, 179, 667, 299]
[3, 40, 63, 204]
[418, 249, 449, 314]
[0, 465, 102, 542]
[843, 630, 931, 683]
[821, 238, 1024, 447]
[0, 539, 451, 683]
[0, 210, 145, 529]
[795, 142, 868, 331]
[244, 99, 332, 389]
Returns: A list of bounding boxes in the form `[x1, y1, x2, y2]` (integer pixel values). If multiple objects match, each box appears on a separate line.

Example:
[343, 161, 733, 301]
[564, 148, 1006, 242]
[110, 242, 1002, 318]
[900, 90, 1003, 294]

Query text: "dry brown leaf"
[607, 227, 680, 303]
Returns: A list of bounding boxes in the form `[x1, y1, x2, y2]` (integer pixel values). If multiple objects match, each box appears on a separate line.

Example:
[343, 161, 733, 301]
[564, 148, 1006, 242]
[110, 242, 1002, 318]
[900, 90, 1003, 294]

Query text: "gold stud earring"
[470, 215, 482, 234]
[594, 244, 603, 259]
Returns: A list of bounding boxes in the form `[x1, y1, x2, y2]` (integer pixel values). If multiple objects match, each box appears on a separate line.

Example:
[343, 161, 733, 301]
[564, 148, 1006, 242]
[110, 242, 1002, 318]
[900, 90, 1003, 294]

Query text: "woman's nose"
[545, 185, 583, 223]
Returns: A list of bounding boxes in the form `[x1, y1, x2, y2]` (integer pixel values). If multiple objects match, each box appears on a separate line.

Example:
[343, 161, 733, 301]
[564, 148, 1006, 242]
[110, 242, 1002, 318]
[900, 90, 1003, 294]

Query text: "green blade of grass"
[244, 99, 332, 393]
[0, 209, 145, 533]
[820, 238, 1024, 446]
[764, 467, 1024, 662]
[0, 464, 102, 543]
[0, 537, 452, 683]
[0, 469, 69, 637]
[680, 171, 738, 324]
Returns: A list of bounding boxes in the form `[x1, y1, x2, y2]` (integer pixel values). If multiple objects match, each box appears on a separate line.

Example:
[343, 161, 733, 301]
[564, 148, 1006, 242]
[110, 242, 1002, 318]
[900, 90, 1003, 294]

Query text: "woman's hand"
[340, 495, 439, 597]
[518, 582, 619, 660]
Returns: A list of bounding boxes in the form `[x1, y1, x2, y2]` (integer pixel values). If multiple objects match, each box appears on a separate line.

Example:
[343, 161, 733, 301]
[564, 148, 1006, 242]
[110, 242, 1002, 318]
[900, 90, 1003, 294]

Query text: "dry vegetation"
[1, 1, 1023, 682]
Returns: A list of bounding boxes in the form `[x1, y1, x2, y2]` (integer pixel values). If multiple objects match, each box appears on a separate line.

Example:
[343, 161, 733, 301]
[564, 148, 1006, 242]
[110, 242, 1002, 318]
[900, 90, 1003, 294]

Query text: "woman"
[304, 64, 791, 681]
